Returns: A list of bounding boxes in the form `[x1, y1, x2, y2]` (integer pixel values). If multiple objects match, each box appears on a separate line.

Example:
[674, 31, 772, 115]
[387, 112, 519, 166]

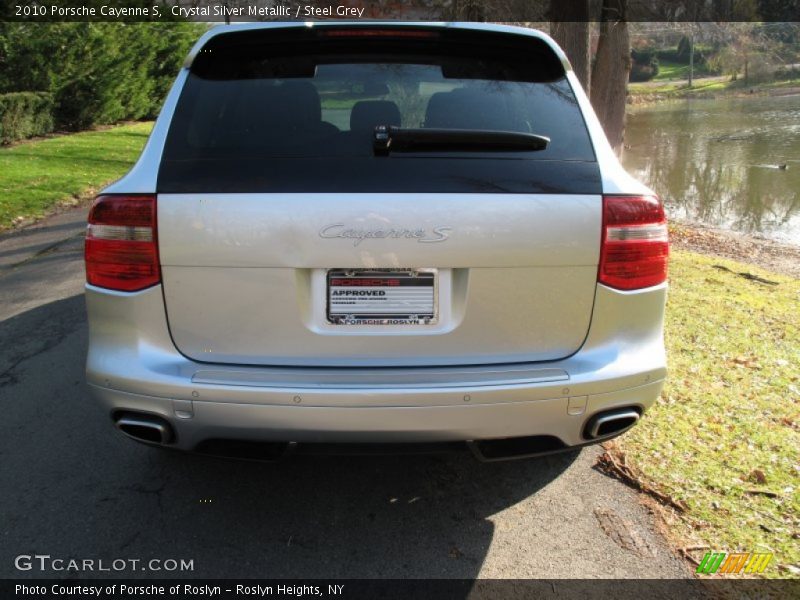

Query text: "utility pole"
[688, 25, 694, 87]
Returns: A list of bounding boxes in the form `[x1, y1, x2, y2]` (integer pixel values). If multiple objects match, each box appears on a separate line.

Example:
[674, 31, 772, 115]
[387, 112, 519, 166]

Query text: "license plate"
[327, 269, 437, 325]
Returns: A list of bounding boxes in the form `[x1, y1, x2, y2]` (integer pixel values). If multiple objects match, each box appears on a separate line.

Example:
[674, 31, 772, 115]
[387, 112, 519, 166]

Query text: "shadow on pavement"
[0, 219, 84, 246]
[0, 294, 580, 582]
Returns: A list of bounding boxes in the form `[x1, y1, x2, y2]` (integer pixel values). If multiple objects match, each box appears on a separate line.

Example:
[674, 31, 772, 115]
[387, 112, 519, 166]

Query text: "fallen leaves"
[731, 355, 761, 369]
[747, 469, 768, 485]
[615, 249, 800, 576]
[669, 222, 800, 278]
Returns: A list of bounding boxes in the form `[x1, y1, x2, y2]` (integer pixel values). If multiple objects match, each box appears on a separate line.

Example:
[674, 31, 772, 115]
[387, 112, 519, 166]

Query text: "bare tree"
[590, 0, 631, 153]
[447, 0, 486, 20]
[549, 2, 591, 94]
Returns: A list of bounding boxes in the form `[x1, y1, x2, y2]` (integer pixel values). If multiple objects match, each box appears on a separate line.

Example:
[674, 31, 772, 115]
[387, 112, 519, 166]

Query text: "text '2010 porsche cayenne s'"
[85, 22, 668, 461]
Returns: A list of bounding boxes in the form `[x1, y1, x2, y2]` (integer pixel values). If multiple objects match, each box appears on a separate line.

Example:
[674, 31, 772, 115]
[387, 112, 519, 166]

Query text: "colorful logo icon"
[696, 552, 773, 574]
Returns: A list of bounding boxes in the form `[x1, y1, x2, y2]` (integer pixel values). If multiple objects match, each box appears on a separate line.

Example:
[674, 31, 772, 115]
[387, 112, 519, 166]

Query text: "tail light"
[599, 195, 669, 290]
[85, 194, 160, 292]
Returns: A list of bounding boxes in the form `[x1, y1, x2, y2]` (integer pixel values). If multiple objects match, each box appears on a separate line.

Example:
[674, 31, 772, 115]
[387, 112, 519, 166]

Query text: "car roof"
[183, 21, 571, 72]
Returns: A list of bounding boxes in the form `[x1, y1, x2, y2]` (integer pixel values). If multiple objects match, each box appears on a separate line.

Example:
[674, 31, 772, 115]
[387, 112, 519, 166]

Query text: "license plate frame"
[326, 269, 438, 325]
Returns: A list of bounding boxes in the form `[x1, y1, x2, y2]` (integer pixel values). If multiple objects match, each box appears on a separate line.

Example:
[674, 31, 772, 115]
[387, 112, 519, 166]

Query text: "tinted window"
[159, 28, 600, 194]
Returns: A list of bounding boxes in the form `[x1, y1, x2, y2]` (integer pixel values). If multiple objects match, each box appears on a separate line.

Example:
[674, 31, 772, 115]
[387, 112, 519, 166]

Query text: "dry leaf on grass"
[744, 488, 779, 498]
[746, 469, 768, 484]
[732, 355, 760, 369]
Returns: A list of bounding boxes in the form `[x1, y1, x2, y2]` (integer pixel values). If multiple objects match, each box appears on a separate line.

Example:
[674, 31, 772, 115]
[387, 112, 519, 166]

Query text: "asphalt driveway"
[0, 209, 692, 580]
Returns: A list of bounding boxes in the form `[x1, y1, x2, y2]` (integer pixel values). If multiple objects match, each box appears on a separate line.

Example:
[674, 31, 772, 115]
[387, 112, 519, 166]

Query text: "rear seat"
[220, 81, 338, 151]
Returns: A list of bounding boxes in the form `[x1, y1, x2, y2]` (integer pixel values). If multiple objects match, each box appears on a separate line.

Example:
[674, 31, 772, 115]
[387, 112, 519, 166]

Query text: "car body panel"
[85, 282, 667, 406]
[158, 192, 600, 366]
[88, 22, 667, 455]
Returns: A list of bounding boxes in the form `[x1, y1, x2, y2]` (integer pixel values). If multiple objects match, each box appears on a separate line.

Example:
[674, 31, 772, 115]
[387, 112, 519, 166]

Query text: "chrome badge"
[319, 224, 451, 246]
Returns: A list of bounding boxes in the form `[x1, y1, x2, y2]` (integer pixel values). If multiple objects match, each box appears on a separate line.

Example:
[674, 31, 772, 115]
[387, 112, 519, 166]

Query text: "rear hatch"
[156, 25, 602, 367]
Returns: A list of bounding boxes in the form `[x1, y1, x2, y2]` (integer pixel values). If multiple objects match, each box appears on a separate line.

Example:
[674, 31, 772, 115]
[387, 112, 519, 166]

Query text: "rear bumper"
[89, 380, 663, 451]
[85, 282, 667, 452]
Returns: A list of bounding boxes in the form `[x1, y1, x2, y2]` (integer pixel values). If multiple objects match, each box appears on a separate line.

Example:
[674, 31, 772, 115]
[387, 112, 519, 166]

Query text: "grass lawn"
[616, 250, 800, 577]
[629, 76, 800, 100]
[0, 122, 153, 230]
[654, 58, 714, 81]
[629, 77, 729, 96]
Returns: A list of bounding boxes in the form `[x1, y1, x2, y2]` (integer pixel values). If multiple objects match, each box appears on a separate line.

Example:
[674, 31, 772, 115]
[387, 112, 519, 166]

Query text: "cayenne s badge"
[319, 223, 452, 246]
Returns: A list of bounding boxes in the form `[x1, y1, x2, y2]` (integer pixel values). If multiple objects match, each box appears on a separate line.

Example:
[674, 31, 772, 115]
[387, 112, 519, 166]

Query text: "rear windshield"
[158, 28, 600, 194]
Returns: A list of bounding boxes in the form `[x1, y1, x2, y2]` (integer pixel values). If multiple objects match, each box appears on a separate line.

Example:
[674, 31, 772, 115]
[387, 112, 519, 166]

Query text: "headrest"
[350, 100, 401, 133]
[424, 88, 514, 130]
[279, 81, 322, 123]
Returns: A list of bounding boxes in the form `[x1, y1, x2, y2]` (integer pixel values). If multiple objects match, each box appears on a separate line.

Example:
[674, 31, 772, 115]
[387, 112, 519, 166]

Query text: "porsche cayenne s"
[84, 22, 669, 461]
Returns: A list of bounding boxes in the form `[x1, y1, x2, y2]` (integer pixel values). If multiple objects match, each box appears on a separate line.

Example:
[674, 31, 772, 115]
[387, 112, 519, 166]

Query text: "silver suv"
[85, 22, 668, 461]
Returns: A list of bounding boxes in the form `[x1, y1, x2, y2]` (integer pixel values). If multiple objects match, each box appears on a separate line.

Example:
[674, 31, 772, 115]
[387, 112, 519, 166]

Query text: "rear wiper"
[372, 125, 549, 155]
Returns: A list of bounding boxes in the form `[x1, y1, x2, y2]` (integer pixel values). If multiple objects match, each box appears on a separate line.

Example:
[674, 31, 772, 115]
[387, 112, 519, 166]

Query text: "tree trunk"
[550, 22, 591, 94]
[450, 0, 486, 20]
[549, 1, 591, 94]
[590, 0, 631, 154]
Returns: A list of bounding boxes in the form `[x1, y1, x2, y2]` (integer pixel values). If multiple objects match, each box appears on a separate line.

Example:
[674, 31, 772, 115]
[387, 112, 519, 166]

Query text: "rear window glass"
[158, 28, 600, 194]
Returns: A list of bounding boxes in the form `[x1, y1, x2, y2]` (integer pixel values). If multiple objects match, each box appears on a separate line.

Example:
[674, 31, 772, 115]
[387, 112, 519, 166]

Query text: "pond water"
[623, 94, 800, 245]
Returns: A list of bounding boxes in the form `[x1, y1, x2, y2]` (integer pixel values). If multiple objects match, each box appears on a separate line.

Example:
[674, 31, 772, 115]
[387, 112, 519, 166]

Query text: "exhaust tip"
[584, 408, 641, 440]
[115, 413, 173, 445]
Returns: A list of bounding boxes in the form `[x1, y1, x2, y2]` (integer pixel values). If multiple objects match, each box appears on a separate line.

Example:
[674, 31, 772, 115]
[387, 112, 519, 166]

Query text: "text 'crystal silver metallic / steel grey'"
[85, 21, 668, 461]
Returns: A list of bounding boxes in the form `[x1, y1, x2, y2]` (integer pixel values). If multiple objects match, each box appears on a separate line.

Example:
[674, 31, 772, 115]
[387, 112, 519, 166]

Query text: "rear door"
[156, 26, 602, 367]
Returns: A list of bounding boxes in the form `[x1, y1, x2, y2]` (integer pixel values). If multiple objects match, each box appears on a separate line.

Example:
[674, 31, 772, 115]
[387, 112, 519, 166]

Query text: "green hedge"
[0, 92, 54, 145]
[657, 47, 710, 67]
[0, 23, 204, 132]
[630, 47, 659, 82]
